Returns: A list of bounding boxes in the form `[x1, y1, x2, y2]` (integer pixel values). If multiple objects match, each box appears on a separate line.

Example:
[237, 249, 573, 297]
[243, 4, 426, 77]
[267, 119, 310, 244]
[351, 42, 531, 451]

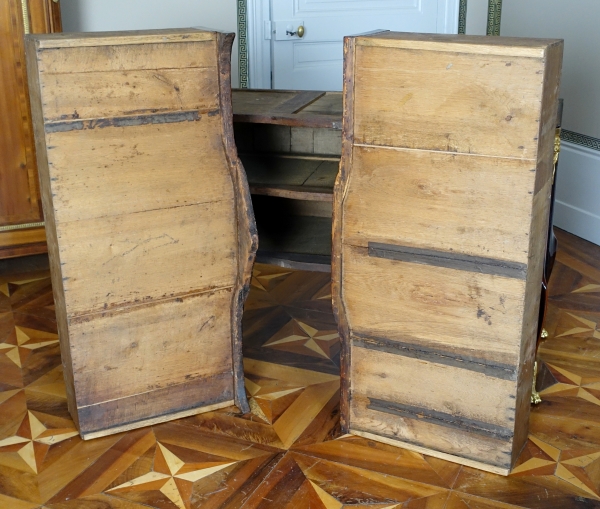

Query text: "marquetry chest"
[333, 32, 563, 474]
[25, 29, 257, 439]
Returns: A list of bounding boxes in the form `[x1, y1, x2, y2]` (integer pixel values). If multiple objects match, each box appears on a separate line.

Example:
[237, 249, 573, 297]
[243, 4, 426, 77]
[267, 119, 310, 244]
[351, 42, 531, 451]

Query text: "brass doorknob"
[286, 25, 305, 38]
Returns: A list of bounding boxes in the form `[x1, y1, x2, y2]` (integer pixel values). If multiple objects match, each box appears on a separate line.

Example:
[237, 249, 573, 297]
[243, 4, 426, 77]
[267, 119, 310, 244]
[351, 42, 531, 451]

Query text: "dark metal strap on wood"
[44, 110, 210, 133]
[353, 333, 517, 380]
[367, 397, 514, 440]
[368, 242, 527, 280]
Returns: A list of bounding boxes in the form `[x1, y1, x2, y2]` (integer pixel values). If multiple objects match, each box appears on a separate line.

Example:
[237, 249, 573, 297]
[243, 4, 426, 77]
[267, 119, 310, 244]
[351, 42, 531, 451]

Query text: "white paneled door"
[270, 0, 460, 90]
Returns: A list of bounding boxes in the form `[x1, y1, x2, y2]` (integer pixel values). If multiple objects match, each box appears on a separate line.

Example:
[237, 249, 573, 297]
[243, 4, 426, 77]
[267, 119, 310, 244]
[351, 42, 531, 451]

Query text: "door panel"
[272, 0, 459, 90]
[297, 0, 420, 12]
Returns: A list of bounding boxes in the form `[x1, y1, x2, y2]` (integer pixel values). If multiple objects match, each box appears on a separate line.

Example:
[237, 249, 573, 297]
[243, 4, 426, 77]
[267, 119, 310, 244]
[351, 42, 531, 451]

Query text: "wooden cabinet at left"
[0, 0, 61, 258]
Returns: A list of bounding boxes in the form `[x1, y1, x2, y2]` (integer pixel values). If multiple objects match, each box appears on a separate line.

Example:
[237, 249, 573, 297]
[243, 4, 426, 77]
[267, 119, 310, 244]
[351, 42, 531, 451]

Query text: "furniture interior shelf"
[243, 154, 337, 202]
[232, 89, 342, 129]
[233, 89, 342, 271]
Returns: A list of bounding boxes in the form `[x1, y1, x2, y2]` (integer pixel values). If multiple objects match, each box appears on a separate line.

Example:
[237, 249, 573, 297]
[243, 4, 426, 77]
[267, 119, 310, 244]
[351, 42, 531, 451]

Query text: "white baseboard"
[554, 140, 600, 246]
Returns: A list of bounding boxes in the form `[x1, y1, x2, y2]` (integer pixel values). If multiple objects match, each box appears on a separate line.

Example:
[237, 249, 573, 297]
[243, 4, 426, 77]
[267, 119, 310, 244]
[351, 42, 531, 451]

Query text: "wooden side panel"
[217, 33, 257, 415]
[342, 146, 537, 263]
[332, 35, 357, 432]
[342, 245, 525, 366]
[41, 67, 219, 121]
[335, 32, 563, 474]
[45, 119, 233, 223]
[56, 201, 236, 316]
[511, 44, 563, 464]
[511, 180, 552, 464]
[25, 29, 256, 436]
[25, 38, 78, 425]
[70, 289, 234, 408]
[353, 44, 545, 159]
[35, 39, 216, 74]
[352, 347, 517, 428]
[534, 42, 564, 193]
[350, 393, 513, 473]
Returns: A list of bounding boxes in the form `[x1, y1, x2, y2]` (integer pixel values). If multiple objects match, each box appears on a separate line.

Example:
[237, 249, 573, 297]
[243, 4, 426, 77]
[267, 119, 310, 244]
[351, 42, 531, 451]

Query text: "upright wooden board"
[332, 32, 563, 475]
[25, 29, 257, 439]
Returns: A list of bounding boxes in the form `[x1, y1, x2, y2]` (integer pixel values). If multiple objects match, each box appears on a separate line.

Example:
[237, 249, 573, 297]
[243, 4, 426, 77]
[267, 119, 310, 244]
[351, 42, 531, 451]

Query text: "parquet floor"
[1, 228, 600, 508]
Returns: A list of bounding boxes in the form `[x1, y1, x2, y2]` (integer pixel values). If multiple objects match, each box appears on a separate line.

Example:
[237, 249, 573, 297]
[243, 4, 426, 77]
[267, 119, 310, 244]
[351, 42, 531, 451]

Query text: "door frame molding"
[239, 0, 271, 89]
[238, 0, 502, 89]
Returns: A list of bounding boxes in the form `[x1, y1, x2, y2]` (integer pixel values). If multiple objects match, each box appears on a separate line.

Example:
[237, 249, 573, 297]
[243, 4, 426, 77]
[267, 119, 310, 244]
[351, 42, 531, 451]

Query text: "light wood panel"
[343, 145, 537, 263]
[350, 390, 513, 475]
[351, 347, 517, 428]
[46, 119, 233, 223]
[333, 32, 563, 474]
[353, 44, 546, 159]
[342, 245, 525, 366]
[358, 31, 557, 57]
[41, 67, 219, 121]
[36, 40, 216, 75]
[57, 202, 236, 316]
[25, 29, 257, 438]
[34, 28, 214, 49]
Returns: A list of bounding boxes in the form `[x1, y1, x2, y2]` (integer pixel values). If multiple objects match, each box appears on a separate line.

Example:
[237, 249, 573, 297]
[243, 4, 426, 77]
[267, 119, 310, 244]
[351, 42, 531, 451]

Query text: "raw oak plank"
[25, 29, 257, 438]
[333, 32, 563, 474]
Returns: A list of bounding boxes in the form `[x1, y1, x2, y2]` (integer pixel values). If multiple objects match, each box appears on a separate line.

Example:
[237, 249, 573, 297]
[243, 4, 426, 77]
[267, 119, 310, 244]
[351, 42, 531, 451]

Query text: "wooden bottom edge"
[79, 400, 235, 440]
[0, 240, 47, 259]
[351, 430, 511, 476]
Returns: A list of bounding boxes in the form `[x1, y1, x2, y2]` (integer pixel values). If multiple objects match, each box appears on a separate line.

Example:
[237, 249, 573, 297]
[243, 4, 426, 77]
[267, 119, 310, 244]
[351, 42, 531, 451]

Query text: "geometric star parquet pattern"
[1, 228, 600, 508]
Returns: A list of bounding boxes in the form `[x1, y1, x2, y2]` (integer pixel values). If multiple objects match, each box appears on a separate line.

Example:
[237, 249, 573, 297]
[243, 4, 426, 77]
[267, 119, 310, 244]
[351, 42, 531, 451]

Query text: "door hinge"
[264, 20, 272, 40]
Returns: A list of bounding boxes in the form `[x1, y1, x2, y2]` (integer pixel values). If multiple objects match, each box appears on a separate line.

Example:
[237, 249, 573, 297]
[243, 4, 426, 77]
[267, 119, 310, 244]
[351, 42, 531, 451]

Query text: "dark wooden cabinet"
[0, 0, 60, 258]
[232, 89, 343, 271]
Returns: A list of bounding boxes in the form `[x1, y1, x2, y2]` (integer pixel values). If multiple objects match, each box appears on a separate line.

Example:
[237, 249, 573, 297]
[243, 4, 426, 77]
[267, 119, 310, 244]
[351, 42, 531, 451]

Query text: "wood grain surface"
[0, 0, 60, 258]
[232, 90, 342, 129]
[25, 29, 256, 437]
[1, 230, 600, 507]
[333, 31, 563, 473]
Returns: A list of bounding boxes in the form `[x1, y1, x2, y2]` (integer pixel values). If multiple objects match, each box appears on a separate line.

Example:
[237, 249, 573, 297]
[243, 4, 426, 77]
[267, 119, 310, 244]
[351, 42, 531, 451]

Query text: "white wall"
[554, 144, 600, 246]
[60, 0, 240, 86]
[502, 0, 600, 137]
[464, 0, 488, 35]
[501, 0, 600, 246]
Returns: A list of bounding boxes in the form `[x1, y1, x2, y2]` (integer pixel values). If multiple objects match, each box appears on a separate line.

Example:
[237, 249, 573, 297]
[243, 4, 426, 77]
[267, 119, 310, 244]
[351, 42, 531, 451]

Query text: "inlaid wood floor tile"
[190, 359, 340, 450]
[243, 264, 339, 375]
[2, 233, 600, 507]
[293, 435, 458, 490]
[529, 411, 600, 452]
[547, 268, 600, 316]
[0, 492, 40, 509]
[443, 492, 522, 509]
[239, 451, 446, 509]
[452, 465, 599, 508]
